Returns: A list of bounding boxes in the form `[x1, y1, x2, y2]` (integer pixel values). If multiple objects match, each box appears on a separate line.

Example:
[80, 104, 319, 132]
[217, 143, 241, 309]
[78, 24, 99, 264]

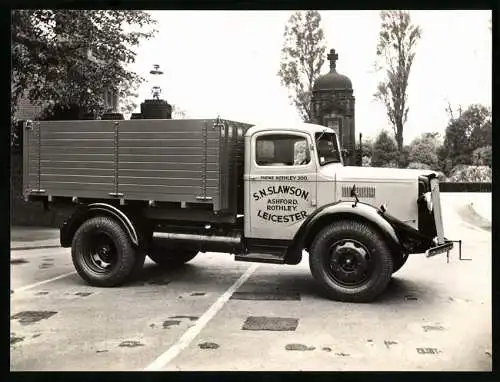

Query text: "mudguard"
[285, 201, 402, 265]
[60, 203, 139, 248]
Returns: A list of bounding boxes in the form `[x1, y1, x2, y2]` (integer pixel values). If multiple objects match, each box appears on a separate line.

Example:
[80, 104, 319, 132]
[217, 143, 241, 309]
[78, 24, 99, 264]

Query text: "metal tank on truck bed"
[22, 118, 458, 303]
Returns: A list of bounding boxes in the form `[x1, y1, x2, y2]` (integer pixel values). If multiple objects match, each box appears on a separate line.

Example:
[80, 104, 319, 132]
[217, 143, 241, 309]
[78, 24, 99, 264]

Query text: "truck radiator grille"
[341, 185, 376, 199]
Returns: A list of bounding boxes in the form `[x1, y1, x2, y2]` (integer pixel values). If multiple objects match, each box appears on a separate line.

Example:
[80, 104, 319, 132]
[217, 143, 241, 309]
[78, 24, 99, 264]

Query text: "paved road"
[10, 195, 491, 371]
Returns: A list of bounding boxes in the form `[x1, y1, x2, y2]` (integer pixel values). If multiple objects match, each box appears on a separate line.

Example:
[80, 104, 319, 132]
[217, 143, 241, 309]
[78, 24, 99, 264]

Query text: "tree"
[11, 10, 157, 120]
[361, 138, 374, 158]
[278, 11, 326, 122]
[407, 132, 440, 169]
[448, 165, 492, 183]
[374, 11, 422, 166]
[472, 145, 492, 167]
[371, 130, 399, 168]
[172, 104, 187, 119]
[439, 104, 492, 174]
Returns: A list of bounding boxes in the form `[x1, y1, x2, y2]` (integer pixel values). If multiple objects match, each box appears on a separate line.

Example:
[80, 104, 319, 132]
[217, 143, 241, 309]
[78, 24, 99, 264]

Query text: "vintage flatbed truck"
[22, 117, 454, 302]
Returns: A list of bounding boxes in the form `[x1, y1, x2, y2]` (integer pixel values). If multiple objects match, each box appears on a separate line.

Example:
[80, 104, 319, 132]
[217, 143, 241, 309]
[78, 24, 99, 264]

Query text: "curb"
[11, 244, 62, 251]
[11, 239, 62, 251]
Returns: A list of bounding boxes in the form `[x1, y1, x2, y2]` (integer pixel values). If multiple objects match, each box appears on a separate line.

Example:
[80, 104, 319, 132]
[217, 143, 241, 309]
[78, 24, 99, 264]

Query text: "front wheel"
[71, 216, 145, 287]
[309, 220, 393, 302]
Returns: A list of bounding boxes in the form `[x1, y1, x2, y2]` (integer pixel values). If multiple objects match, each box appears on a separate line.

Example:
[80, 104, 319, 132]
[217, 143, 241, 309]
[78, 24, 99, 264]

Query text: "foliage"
[278, 11, 326, 122]
[471, 145, 492, 167]
[447, 165, 492, 183]
[371, 130, 399, 168]
[407, 132, 440, 169]
[360, 137, 374, 158]
[172, 104, 187, 119]
[439, 104, 492, 175]
[11, 10, 157, 120]
[362, 156, 372, 167]
[407, 162, 431, 170]
[40, 103, 89, 120]
[374, 11, 422, 162]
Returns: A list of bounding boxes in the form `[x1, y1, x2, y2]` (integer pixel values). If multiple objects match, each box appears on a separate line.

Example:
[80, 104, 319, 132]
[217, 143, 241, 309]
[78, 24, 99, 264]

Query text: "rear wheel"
[148, 239, 198, 268]
[309, 220, 393, 302]
[71, 216, 145, 287]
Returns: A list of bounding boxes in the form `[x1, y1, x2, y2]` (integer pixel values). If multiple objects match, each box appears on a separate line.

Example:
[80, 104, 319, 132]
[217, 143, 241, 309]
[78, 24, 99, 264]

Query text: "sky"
[129, 10, 492, 144]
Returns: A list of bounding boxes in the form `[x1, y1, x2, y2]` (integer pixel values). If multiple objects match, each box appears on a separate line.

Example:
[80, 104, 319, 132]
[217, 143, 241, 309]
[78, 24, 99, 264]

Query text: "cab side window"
[255, 134, 310, 166]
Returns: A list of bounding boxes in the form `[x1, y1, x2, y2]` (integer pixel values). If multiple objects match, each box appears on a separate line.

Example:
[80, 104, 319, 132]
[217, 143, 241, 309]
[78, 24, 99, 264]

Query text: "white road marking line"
[12, 271, 77, 294]
[144, 263, 259, 371]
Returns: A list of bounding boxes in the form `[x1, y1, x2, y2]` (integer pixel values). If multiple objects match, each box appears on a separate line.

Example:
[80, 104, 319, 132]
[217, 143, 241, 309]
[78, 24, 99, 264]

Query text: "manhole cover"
[231, 292, 301, 301]
[11, 311, 58, 325]
[242, 316, 298, 331]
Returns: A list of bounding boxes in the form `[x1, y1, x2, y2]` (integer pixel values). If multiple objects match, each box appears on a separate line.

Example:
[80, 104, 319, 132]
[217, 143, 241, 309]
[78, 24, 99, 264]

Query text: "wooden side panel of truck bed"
[117, 120, 220, 204]
[24, 120, 116, 200]
[23, 119, 252, 213]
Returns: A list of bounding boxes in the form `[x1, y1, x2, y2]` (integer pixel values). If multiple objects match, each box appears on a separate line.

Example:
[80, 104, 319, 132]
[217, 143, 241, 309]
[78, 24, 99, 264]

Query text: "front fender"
[284, 201, 402, 265]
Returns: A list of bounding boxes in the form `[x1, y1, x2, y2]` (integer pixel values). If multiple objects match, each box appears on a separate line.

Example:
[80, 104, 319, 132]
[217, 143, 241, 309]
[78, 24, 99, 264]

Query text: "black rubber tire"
[392, 253, 409, 274]
[309, 220, 394, 302]
[71, 216, 144, 287]
[148, 240, 198, 268]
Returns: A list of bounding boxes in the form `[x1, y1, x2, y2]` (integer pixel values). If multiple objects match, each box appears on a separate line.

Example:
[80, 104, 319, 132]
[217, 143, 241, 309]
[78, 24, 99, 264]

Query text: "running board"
[235, 253, 286, 264]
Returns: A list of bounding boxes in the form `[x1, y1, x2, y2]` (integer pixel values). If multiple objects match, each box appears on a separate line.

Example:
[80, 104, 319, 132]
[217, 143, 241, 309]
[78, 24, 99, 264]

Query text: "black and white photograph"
[10, 9, 492, 372]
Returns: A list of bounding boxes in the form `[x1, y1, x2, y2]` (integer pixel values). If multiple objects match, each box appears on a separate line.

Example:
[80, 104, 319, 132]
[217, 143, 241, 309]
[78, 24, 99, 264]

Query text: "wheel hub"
[85, 235, 116, 273]
[328, 240, 371, 286]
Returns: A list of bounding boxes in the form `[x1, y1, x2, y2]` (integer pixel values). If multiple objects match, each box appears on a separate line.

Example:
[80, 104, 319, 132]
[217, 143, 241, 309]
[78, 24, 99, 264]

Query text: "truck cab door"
[245, 131, 317, 240]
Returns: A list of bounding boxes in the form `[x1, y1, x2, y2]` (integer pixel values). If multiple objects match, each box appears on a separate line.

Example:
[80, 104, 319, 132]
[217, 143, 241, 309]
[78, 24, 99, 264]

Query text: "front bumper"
[425, 240, 454, 258]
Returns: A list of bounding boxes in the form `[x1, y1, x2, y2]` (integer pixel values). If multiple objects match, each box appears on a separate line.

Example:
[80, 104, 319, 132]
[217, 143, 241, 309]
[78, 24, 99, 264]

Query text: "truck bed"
[23, 118, 253, 215]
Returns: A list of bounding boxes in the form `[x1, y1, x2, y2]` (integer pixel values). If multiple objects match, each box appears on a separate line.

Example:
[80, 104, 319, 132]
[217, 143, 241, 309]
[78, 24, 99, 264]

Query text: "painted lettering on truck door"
[247, 132, 317, 240]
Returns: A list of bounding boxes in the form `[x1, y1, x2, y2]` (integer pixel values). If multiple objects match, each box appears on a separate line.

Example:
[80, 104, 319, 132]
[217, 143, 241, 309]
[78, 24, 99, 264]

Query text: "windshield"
[315, 132, 341, 166]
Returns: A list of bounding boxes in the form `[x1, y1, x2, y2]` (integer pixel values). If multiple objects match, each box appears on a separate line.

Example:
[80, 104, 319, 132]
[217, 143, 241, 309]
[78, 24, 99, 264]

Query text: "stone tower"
[311, 49, 356, 165]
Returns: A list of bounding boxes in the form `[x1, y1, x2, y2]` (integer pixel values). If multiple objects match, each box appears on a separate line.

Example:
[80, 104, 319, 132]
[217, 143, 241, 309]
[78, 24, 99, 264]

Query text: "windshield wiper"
[316, 129, 326, 145]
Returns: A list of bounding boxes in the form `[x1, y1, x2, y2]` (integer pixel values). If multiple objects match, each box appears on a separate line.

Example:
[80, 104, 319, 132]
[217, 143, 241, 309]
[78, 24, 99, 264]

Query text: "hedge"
[439, 182, 491, 192]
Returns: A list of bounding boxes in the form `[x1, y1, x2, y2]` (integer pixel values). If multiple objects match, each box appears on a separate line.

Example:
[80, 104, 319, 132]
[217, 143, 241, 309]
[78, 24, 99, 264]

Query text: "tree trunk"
[395, 125, 404, 168]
